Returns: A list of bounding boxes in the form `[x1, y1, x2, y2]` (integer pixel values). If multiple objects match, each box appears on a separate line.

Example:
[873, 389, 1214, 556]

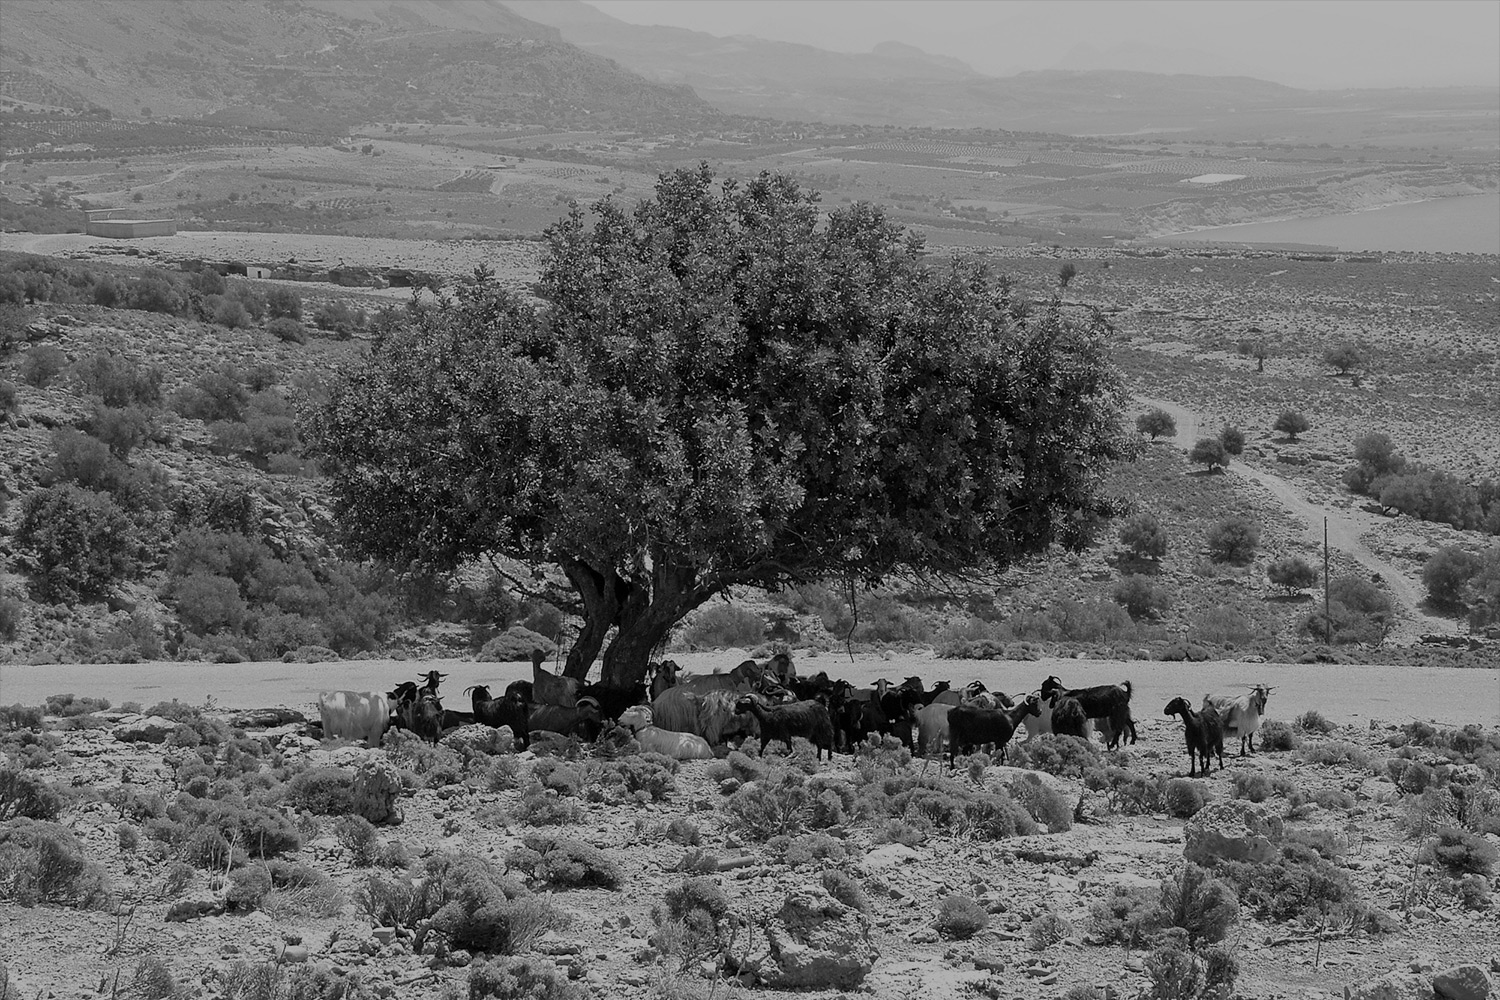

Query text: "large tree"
[308, 167, 1131, 686]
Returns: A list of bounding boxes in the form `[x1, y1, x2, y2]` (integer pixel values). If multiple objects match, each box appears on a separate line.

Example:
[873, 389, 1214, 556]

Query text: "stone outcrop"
[1183, 800, 1283, 866]
[441, 724, 513, 760]
[111, 715, 177, 744]
[351, 757, 403, 825]
[1432, 964, 1492, 1000]
[747, 885, 879, 988]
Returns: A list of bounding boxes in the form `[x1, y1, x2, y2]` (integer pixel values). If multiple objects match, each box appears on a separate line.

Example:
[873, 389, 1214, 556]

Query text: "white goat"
[1202, 684, 1274, 756]
[616, 705, 715, 760]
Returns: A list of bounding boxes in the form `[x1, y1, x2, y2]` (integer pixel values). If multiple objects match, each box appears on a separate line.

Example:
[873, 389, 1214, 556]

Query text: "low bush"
[285, 767, 354, 816]
[1113, 575, 1172, 620]
[515, 784, 583, 826]
[1159, 863, 1238, 945]
[0, 819, 110, 908]
[1163, 779, 1207, 818]
[0, 768, 65, 821]
[933, 894, 988, 939]
[1422, 826, 1498, 876]
[820, 868, 868, 912]
[1228, 771, 1271, 803]
[1219, 844, 1383, 930]
[333, 815, 380, 867]
[1007, 733, 1100, 777]
[1027, 906, 1074, 951]
[1011, 772, 1073, 832]
[1089, 884, 1168, 948]
[507, 834, 621, 890]
[678, 604, 766, 649]
[654, 876, 733, 964]
[1257, 721, 1298, 751]
[1205, 516, 1260, 566]
[1144, 942, 1239, 1000]
[1295, 741, 1370, 769]
[476, 626, 557, 662]
[19, 344, 67, 388]
[469, 957, 583, 1000]
[1084, 765, 1163, 816]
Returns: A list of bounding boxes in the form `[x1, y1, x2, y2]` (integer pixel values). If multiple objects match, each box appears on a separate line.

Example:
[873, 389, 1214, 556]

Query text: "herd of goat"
[316, 650, 1276, 776]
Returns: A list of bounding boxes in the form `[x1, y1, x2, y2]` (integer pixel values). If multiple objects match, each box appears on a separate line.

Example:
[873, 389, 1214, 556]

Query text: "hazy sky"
[588, 0, 1500, 90]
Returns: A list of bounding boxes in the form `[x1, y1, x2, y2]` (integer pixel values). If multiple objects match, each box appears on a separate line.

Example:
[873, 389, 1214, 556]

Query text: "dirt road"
[1136, 397, 1457, 642]
[2, 652, 1496, 728]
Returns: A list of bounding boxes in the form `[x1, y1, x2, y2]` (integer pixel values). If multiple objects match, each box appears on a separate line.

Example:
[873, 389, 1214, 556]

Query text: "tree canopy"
[308, 166, 1132, 685]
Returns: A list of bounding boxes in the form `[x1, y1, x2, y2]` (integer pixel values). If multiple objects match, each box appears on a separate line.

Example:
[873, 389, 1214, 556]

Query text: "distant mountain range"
[2, 0, 1491, 138]
[505, 0, 1496, 134]
[0, 0, 714, 131]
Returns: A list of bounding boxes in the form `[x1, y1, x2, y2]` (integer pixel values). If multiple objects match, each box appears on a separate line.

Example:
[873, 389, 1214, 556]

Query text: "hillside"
[0, 0, 716, 131]
[504, 0, 1498, 140]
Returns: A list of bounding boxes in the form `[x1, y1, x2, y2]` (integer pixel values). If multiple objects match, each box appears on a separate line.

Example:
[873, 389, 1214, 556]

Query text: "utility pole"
[1323, 517, 1331, 645]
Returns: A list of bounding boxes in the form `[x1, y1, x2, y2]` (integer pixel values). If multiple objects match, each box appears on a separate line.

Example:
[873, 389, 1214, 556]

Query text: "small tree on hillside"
[1423, 546, 1481, 608]
[16, 483, 139, 602]
[1113, 574, 1171, 620]
[1219, 425, 1245, 456]
[1273, 410, 1311, 442]
[1205, 515, 1260, 566]
[1118, 511, 1169, 563]
[1267, 556, 1317, 596]
[267, 286, 302, 321]
[1323, 343, 1363, 375]
[1058, 261, 1077, 289]
[1137, 408, 1177, 441]
[1189, 437, 1230, 473]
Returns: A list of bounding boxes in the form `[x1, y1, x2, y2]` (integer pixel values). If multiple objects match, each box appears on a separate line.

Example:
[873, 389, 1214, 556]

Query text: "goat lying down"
[615, 706, 716, 760]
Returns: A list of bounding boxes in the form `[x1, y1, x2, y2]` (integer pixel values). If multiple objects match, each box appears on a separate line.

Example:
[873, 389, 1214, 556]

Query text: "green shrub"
[1228, 772, 1271, 803]
[933, 894, 988, 939]
[18, 344, 66, 388]
[226, 863, 272, 910]
[266, 317, 305, 344]
[266, 287, 301, 320]
[1294, 710, 1336, 734]
[1257, 721, 1297, 751]
[678, 604, 766, 649]
[1422, 826, 1497, 876]
[1136, 408, 1176, 440]
[213, 297, 250, 329]
[1113, 575, 1171, 620]
[1084, 765, 1164, 815]
[1089, 884, 1168, 948]
[655, 876, 732, 963]
[1027, 906, 1074, 950]
[1011, 772, 1073, 832]
[333, 815, 380, 867]
[1049, 598, 1134, 642]
[1205, 516, 1259, 565]
[16, 484, 140, 603]
[1219, 844, 1379, 929]
[70, 349, 161, 407]
[286, 767, 354, 815]
[0, 769, 65, 821]
[1163, 779, 1206, 818]
[1008, 734, 1101, 777]
[851, 593, 932, 643]
[1160, 863, 1238, 945]
[516, 784, 583, 826]
[1189, 436, 1229, 472]
[507, 834, 621, 890]
[312, 300, 362, 336]
[820, 868, 868, 912]
[1295, 741, 1370, 769]
[1144, 942, 1239, 1000]
[469, 957, 583, 1000]
[1268, 556, 1317, 595]
[0, 819, 111, 907]
[476, 626, 557, 662]
[1118, 511, 1169, 561]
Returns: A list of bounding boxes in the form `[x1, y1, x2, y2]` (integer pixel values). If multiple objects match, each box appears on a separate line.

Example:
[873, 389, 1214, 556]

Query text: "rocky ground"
[2, 684, 1496, 1000]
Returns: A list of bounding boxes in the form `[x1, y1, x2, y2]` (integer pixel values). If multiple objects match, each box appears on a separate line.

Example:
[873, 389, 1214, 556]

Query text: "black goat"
[1164, 697, 1224, 777]
[734, 695, 836, 761]
[466, 684, 531, 750]
[412, 692, 444, 744]
[1040, 675, 1137, 747]
[529, 698, 603, 742]
[947, 697, 1041, 767]
[1047, 693, 1090, 739]
[504, 680, 534, 704]
[579, 682, 649, 721]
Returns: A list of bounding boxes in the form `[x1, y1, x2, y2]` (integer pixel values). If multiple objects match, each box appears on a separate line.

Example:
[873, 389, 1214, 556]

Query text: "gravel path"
[1136, 396, 1458, 642]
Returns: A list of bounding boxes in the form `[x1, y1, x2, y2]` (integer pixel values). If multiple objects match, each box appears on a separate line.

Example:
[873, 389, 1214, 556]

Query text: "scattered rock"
[230, 708, 307, 728]
[746, 884, 880, 989]
[1183, 800, 1283, 866]
[351, 757, 402, 824]
[863, 843, 922, 870]
[164, 899, 225, 922]
[280, 944, 310, 964]
[1345, 971, 1435, 1000]
[1432, 964, 1492, 1000]
[440, 724, 511, 760]
[111, 715, 177, 744]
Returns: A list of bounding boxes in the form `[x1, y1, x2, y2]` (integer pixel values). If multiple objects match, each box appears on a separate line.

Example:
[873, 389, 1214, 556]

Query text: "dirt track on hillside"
[1136, 397, 1457, 643]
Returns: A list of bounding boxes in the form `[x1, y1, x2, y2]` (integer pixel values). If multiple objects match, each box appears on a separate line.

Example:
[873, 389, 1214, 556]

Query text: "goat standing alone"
[1164, 697, 1225, 777]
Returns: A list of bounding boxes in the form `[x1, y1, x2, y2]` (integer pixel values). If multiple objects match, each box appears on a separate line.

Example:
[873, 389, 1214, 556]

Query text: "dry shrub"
[933, 894, 988, 939]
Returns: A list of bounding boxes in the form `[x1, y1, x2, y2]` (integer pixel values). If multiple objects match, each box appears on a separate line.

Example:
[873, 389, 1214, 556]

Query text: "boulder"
[747, 885, 879, 989]
[230, 708, 307, 729]
[1183, 800, 1283, 866]
[1344, 971, 1433, 1000]
[112, 715, 177, 744]
[351, 757, 403, 825]
[1433, 965, 1492, 1000]
[441, 724, 513, 760]
[862, 843, 922, 871]
[165, 898, 225, 922]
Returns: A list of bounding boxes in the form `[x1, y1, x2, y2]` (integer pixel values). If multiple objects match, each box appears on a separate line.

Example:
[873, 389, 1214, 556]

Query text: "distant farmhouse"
[85, 208, 176, 239]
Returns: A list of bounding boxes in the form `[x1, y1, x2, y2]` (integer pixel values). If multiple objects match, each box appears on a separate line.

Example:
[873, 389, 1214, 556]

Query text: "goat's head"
[389, 681, 419, 703]
[929, 680, 952, 697]
[575, 696, 602, 721]
[733, 695, 758, 715]
[464, 684, 490, 701]
[1020, 694, 1042, 718]
[617, 705, 652, 732]
[1039, 675, 1064, 699]
[1164, 696, 1191, 718]
[1252, 684, 1274, 711]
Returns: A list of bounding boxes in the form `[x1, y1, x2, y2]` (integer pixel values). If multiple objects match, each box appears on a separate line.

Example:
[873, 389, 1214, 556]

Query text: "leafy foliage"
[308, 167, 1131, 684]
[1204, 516, 1259, 566]
[15, 484, 140, 602]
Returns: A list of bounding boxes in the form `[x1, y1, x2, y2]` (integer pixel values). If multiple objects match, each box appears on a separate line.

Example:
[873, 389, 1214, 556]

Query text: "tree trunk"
[560, 559, 629, 680]
[599, 615, 675, 689]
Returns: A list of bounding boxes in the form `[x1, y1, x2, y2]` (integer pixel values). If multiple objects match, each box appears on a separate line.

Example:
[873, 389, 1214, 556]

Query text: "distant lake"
[1159, 193, 1500, 254]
